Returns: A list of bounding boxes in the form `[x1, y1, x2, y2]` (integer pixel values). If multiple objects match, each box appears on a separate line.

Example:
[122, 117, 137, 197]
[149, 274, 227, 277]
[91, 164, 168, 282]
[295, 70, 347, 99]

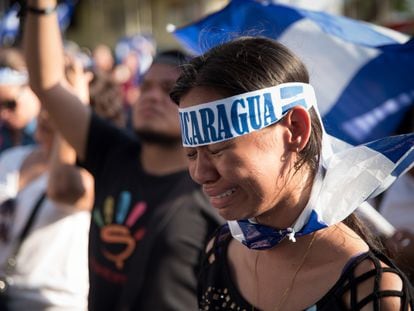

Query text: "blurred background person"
[0, 47, 125, 310]
[0, 107, 93, 310]
[65, 40, 129, 130]
[92, 44, 115, 75]
[112, 34, 156, 130]
[0, 47, 40, 154]
[64, 48, 127, 129]
[89, 71, 126, 129]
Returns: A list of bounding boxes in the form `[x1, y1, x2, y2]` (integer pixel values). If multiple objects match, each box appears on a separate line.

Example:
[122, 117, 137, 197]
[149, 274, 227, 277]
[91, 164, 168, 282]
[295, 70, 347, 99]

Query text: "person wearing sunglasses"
[0, 48, 40, 154]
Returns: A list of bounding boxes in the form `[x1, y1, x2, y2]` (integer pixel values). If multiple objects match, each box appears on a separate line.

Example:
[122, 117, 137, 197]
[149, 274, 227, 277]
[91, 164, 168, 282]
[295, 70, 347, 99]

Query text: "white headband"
[0, 67, 28, 86]
[178, 82, 316, 147]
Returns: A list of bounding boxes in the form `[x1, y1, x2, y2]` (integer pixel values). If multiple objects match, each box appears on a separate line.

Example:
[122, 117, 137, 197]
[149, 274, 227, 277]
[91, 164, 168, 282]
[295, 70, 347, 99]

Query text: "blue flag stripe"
[391, 148, 414, 177]
[365, 134, 414, 163]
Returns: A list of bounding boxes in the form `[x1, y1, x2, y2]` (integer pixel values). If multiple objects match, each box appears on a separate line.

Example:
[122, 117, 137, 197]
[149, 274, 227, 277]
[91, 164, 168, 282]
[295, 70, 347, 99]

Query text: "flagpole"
[356, 201, 396, 238]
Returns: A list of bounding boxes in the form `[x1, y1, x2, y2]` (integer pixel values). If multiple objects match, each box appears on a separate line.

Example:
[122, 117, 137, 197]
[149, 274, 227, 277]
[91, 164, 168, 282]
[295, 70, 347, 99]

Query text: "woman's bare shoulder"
[315, 225, 412, 310]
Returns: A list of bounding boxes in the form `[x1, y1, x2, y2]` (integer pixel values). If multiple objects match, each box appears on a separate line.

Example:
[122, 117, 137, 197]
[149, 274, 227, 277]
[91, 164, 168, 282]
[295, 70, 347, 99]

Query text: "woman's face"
[180, 87, 294, 221]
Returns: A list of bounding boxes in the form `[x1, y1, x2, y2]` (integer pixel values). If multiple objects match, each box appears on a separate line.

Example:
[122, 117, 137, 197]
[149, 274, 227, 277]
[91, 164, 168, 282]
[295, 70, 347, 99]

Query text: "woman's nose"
[190, 152, 220, 185]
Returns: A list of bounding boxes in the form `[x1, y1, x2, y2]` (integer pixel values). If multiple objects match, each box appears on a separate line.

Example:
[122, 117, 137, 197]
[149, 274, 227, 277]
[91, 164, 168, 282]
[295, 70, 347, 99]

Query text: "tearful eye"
[207, 141, 232, 156]
[208, 148, 221, 155]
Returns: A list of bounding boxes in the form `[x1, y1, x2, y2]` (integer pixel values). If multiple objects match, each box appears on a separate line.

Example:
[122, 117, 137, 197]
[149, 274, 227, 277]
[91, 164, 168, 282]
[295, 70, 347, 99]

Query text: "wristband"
[26, 5, 57, 15]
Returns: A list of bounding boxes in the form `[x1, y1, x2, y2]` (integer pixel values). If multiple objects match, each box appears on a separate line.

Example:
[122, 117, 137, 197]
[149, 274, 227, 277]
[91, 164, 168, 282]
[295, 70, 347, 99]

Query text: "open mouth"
[211, 188, 236, 199]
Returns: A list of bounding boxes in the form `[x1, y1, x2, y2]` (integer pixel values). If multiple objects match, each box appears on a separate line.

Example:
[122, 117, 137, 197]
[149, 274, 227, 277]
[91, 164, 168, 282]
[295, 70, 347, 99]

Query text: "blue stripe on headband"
[178, 82, 317, 147]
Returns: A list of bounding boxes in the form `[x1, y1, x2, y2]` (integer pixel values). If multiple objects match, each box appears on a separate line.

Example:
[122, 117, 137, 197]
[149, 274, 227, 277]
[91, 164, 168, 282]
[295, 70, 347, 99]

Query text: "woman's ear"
[281, 107, 311, 152]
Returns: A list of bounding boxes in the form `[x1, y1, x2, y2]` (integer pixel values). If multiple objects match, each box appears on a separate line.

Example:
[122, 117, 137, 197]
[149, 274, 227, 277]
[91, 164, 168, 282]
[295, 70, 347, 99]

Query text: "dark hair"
[153, 49, 192, 68]
[171, 36, 322, 174]
[170, 36, 384, 252]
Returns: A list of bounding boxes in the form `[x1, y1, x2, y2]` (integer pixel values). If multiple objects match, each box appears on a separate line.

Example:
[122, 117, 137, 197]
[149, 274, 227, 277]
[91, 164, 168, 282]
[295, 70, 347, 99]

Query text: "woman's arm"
[23, 0, 91, 160]
[47, 132, 94, 210]
[342, 255, 412, 310]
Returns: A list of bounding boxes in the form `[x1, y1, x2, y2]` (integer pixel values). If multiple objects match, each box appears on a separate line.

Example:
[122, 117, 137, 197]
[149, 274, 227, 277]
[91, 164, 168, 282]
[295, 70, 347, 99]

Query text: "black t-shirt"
[81, 114, 222, 310]
[199, 225, 414, 311]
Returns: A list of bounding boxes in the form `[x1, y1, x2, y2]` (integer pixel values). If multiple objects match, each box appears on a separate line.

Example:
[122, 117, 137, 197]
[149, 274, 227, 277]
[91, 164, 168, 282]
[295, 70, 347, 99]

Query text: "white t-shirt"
[379, 173, 414, 233]
[0, 145, 90, 310]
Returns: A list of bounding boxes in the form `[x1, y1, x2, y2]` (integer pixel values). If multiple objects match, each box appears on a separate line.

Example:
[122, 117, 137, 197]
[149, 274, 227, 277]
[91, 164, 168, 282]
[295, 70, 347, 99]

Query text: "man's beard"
[134, 129, 182, 148]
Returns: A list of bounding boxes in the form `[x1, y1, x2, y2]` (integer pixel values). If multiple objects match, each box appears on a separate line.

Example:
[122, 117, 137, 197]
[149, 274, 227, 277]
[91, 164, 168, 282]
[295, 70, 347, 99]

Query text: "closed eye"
[208, 148, 221, 155]
[185, 148, 197, 159]
[207, 141, 233, 155]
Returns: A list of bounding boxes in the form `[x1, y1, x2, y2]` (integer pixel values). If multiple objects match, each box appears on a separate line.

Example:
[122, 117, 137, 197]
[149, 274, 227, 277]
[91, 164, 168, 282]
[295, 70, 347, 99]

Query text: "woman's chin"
[217, 209, 252, 222]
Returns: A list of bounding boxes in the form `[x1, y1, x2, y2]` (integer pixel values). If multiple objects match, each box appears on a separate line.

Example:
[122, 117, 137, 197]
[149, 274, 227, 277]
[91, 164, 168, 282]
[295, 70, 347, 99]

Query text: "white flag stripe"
[279, 19, 380, 115]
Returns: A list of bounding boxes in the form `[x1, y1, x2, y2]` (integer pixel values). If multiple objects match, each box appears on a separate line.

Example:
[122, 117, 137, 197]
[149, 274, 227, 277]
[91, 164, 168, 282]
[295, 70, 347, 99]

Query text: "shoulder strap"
[16, 192, 47, 246]
[116, 178, 214, 310]
[6, 192, 47, 272]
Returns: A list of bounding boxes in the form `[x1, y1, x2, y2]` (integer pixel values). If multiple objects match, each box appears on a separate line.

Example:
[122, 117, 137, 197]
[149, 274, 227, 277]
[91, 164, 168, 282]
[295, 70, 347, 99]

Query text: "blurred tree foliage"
[344, 0, 414, 22]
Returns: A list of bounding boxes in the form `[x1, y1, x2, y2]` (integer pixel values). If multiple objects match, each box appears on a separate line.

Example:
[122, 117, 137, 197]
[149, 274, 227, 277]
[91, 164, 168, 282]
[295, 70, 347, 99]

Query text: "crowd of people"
[0, 0, 412, 310]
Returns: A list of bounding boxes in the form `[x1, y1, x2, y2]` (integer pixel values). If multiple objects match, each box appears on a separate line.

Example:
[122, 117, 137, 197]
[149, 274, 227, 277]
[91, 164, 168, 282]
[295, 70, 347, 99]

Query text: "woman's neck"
[255, 165, 314, 229]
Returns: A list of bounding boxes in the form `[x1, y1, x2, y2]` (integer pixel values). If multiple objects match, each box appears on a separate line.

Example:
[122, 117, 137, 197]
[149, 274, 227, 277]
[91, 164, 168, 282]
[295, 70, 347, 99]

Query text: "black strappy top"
[198, 225, 414, 311]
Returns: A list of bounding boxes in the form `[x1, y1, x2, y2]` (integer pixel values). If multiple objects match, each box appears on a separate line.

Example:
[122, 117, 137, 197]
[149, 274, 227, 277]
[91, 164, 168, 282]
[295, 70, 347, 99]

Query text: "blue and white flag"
[0, 1, 77, 46]
[173, 0, 414, 145]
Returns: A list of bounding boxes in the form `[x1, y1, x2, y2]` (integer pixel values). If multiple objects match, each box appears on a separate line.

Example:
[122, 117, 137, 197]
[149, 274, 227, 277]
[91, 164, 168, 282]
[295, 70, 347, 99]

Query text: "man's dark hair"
[152, 49, 192, 68]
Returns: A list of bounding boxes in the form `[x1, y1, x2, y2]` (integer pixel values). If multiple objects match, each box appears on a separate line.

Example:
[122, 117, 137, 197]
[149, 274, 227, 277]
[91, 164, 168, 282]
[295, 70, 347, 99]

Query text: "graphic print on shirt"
[92, 190, 147, 270]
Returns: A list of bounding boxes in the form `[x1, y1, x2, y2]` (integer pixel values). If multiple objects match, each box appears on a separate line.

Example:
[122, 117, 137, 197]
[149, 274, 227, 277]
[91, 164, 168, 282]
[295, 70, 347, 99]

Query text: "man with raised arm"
[23, 1, 222, 310]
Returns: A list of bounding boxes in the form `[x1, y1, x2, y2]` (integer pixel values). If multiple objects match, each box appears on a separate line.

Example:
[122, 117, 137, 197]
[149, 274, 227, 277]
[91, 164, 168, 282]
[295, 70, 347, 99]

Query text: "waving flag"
[173, 0, 414, 145]
[0, 1, 77, 46]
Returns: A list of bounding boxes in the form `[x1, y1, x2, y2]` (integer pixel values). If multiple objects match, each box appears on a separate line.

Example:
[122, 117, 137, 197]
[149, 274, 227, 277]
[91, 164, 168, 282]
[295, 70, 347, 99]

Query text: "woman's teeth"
[213, 188, 236, 199]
